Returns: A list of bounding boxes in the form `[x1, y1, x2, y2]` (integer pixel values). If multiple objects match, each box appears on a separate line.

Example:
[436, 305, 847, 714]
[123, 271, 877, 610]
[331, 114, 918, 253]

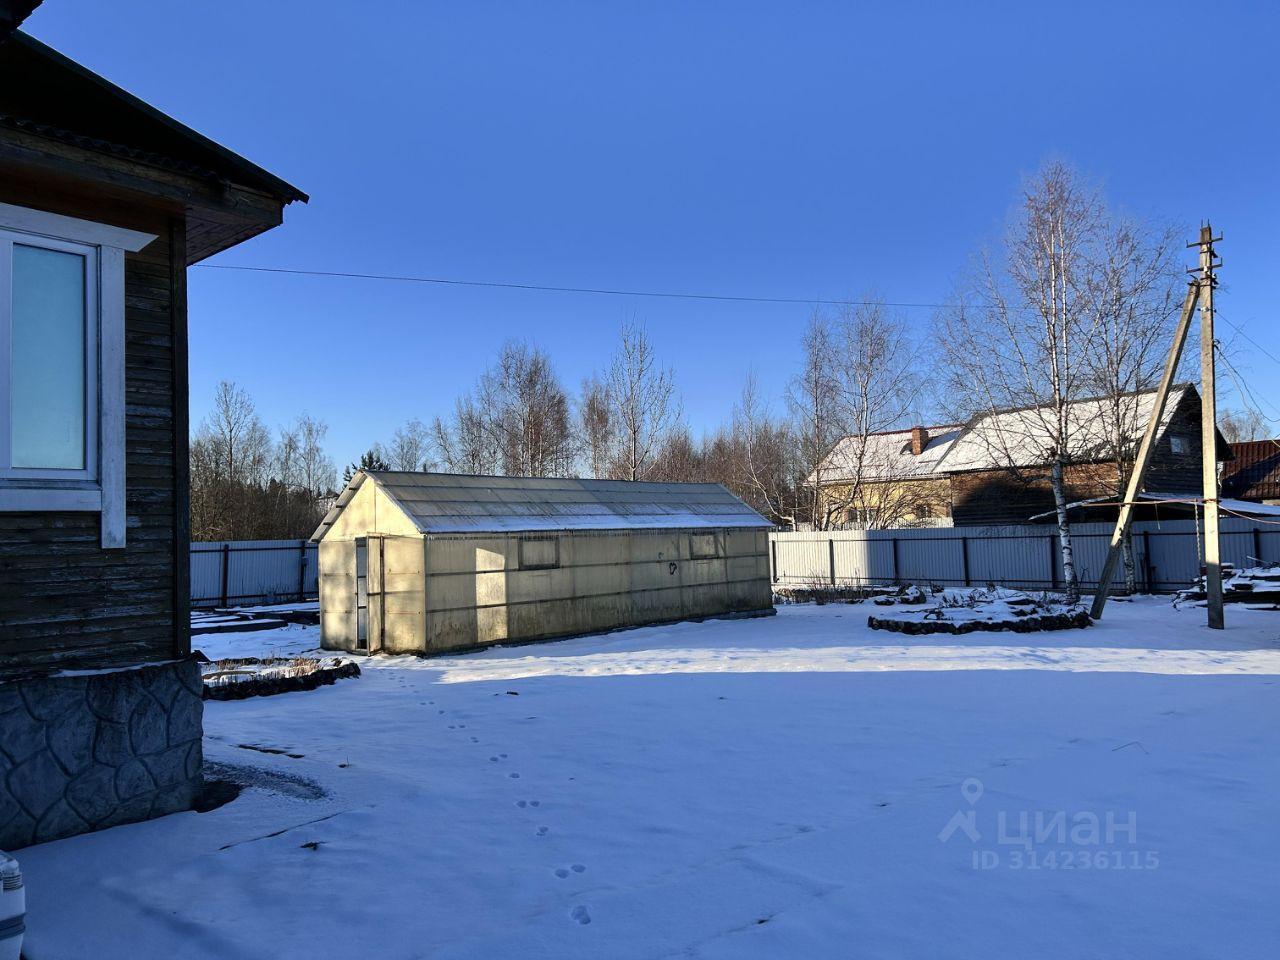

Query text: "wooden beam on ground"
[1090, 281, 1200, 619]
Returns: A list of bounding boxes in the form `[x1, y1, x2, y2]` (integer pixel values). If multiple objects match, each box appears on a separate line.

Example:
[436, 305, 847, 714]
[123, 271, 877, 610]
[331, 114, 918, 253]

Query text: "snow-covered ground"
[17, 598, 1280, 959]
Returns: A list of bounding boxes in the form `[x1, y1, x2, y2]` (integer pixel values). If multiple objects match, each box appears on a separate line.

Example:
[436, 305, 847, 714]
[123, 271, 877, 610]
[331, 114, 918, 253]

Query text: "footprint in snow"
[509, 773, 520, 779]
[570, 905, 591, 925]
[554, 868, 569, 878]
[536, 825, 549, 836]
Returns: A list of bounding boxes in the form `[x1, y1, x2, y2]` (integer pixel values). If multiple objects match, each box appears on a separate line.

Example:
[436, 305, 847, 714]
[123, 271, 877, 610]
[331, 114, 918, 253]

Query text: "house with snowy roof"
[812, 384, 1227, 527]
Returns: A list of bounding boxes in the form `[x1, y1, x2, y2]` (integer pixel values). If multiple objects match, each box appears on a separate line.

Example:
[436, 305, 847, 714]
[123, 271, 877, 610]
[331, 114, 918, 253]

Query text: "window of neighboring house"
[1170, 435, 1190, 455]
[0, 203, 155, 547]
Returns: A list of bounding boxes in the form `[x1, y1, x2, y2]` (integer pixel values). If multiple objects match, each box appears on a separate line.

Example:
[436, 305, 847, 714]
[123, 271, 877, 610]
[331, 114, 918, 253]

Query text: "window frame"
[518, 536, 560, 570]
[1169, 435, 1190, 456]
[689, 531, 721, 560]
[0, 202, 155, 548]
[0, 231, 100, 483]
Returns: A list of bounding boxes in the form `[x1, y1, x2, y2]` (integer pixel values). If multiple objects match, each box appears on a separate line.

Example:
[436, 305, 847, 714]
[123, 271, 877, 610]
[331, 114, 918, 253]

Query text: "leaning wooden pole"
[1089, 280, 1200, 619]
[1197, 224, 1225, 629]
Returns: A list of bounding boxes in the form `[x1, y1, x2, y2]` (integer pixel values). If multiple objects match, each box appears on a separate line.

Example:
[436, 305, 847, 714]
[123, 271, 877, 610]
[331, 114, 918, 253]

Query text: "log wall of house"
[949, 392, 1211, 527]
[0, 179, 186, 677]
[949, 462, 1120, 526]
[1144, 390, 1207, 493]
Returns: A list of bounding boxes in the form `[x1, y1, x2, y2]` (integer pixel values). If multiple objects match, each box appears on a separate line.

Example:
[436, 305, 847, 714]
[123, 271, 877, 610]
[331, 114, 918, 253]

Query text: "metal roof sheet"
[313, 472, 772, 540]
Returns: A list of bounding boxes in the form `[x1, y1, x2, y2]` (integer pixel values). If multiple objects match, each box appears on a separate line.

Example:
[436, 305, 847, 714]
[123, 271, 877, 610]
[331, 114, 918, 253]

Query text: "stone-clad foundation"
[0, 659, 204, 850]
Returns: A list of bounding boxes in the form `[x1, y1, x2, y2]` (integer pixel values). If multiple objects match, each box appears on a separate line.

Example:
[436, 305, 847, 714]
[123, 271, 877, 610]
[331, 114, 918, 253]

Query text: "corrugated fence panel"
[771, 517, 1279, 592]
[190, 539, 318, 607]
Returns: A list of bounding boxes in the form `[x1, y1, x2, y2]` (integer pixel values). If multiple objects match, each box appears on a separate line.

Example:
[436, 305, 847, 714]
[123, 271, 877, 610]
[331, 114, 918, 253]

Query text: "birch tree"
[388, 418, 433, 472]
[479, 341, 575, 477]
[604, 320, 679, 481]
[577, 375, 613, 478]
[938, 162, 1113, 601]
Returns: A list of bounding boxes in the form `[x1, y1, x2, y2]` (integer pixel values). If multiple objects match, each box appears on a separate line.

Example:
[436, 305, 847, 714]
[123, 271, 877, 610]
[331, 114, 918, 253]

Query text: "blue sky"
[25, 1, 1280, 466]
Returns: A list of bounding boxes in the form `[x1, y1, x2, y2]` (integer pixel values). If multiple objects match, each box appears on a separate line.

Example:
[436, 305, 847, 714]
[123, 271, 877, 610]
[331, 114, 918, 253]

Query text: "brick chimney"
[910, 425, 929, 456]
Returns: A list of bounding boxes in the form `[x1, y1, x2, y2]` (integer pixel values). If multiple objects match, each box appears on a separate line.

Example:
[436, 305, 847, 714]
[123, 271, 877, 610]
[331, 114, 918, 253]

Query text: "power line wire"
[194, 262, 1280, 372]
[192, 263, 948, 309]
[1216, 311, 1280, 369]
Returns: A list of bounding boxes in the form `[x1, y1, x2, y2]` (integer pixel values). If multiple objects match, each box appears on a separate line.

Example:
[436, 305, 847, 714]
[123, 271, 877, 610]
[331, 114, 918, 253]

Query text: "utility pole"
[1197, 224, 1224, 629]
[1091, 224, 1225, 629]
[1090, 281, 1199, 619]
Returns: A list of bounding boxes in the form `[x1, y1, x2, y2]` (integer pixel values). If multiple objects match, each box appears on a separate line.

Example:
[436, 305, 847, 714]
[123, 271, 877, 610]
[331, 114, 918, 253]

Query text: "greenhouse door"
[365, 536, 386, 652]
[355, 537, 369, 650]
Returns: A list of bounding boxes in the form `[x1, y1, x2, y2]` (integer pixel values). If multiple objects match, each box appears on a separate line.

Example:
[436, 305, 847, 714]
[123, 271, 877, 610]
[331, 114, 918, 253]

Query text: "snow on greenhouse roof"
[313, 471, 772, 539]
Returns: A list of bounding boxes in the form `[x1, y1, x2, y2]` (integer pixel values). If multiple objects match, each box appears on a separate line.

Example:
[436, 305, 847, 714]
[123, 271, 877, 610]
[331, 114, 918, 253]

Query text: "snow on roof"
[811, 426, 962, 485]
[935, 385, 1192, 474]
[313, 471, 772, 539]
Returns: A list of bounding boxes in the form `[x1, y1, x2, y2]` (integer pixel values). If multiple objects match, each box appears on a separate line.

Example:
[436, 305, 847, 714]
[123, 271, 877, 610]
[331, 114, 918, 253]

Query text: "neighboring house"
[813, 385, 1223, 527]
[812, 425, 961, 528]
[312, 472, 773, 654]
[0, 13, 304, 849]
[1221, 439, 1280, 505]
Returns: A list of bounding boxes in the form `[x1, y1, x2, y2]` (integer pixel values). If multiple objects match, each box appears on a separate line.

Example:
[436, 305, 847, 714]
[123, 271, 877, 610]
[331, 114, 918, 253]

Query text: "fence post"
[890, 536, 900, 585]
[961, 536, 970, 587]
[1142, 530, 1154, 592]
[298, 540, 308, 601]
[771, 538, 778, 583]
[220, 542, 231, 608]
[828, 538, 836, 586]
[1253, 527, 1263, 564]
[1046, 536, 1057, 589]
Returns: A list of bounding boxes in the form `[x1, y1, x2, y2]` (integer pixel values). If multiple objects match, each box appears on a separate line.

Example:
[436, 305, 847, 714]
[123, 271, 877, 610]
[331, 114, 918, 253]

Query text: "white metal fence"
[769, 517, 1279, 593]
[190, 539, 317, 608]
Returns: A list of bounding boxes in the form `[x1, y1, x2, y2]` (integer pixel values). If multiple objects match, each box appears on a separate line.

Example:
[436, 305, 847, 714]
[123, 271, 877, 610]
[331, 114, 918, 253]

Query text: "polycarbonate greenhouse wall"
[769, 517, 1280, 593]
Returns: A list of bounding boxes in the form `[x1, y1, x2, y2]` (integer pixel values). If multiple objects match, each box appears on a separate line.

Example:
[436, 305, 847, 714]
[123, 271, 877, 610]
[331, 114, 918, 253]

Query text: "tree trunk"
[1049, 458, 1079, 602]
[1120, 528, 1137, 594]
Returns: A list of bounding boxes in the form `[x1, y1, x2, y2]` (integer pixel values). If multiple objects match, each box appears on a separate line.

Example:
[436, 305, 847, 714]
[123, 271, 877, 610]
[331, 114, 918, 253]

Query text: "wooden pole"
[1198, 224, 1224, 629]
[1090, 281, 1200, 619]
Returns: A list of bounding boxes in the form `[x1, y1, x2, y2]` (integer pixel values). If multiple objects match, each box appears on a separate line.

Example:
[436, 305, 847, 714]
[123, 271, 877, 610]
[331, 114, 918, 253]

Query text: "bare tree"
[736, 374, 802, 526]
[190, 381, 272, 540]
[480, 341, 575, 477]
[1080, 218, 1181, 591]
[650, 425, 702, 482]
[1219, 407, 1270, 443]
[788, 312, 841, 527]
[190, 383, 333, 540]
[938, 162, 1117, 601]
[431, 342, 573, 477]
[791, 302, 920, 529]
[578, 375, 613, 478]
[604, 319, 679, 481]
[388, 418, 433, 472]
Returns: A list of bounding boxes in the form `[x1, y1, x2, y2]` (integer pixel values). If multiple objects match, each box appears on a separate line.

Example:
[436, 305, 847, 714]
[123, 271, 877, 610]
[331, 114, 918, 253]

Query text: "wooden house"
[0, 12, 304, 849]
[814, 385, 1226, 528]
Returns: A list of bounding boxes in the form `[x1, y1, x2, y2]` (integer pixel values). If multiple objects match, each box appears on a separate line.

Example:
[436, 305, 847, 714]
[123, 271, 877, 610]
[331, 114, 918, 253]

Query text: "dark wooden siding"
[949, 462, 1119, 526]
[948, 391, 1211, 527]
[0, 190, 185, 676]
[1145, 390, 1207, 493]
